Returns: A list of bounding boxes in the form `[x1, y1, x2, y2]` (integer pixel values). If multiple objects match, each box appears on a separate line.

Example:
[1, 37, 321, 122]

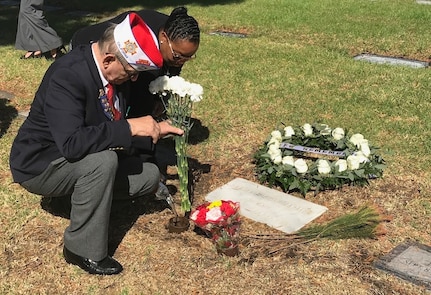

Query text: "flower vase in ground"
[212, 222, 241, 256]
[190, 200, 241, 256]
[167, 216, 190, 233]
[149, 76, 203, 215]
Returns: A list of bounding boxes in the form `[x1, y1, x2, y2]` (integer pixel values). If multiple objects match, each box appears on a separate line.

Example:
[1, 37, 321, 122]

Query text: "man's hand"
[158, 120, 184, 139]
[127, 116, 184, 143]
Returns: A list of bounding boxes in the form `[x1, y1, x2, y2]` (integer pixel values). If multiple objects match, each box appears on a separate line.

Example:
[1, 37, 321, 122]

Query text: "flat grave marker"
[354, 53, 429, 68]
[374, 242, 431, 290]
[209, 31, 247, 38]
[417, 0, 431, 4]
[205, 177, 327, 234]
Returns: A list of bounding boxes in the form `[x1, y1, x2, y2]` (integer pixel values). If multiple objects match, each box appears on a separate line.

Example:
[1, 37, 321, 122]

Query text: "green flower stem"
[175, 134, 190, 212]
[168, 94, 193, 212]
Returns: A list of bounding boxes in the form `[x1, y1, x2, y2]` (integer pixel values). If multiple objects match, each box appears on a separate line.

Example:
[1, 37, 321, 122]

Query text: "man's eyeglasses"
[166, 36, 196, 61]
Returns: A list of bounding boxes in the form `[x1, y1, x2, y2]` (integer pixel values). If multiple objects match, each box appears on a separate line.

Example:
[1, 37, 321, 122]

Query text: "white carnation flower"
[206, 207, 222, 222]
[189, 83, 203, 102]
[148, 75, 169, 94]
[166, 76, 187, 96]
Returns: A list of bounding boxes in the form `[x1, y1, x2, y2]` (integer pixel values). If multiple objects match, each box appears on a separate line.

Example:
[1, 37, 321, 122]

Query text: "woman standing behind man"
[71, 6, 201, 118]
[16, 0, 65, 59]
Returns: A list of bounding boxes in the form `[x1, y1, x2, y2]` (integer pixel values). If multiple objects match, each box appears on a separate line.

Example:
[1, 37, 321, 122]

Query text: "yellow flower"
[207, 200, 222, 209]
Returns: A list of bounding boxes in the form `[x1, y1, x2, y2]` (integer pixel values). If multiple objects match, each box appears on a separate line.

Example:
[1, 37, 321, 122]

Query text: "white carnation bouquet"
[149, 76, 203, 212]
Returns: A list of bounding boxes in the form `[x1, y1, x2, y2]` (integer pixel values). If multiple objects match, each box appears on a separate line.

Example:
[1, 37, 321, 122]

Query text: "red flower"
[192, 206, 209, 227]
[190, 200, 240, 228]
[220, 201, 237, 217]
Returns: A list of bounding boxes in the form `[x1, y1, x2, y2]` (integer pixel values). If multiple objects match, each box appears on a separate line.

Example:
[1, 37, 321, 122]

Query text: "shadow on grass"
[46, 0, 245, 12]
[154, 117, 210, 177]
[0, 0, 245, 47]
[188, 118, 210, 145]
[0, 94, 18, 138]
[40, 195, 170, 256]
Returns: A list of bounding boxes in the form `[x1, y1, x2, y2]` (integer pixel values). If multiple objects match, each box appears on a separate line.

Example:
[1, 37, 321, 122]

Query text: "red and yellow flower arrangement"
[190, 200, 241, 255]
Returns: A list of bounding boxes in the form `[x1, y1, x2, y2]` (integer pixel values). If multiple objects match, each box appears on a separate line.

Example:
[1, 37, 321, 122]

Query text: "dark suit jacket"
[10, 44, 153, 183]
[70, 10, 182, 118]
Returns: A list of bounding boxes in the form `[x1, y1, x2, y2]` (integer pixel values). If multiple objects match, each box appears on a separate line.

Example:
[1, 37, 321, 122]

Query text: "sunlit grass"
[1, 0, 431, 293]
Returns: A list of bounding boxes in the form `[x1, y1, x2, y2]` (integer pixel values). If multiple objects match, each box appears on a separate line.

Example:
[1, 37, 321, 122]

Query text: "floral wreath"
[253, 123, 386, 196]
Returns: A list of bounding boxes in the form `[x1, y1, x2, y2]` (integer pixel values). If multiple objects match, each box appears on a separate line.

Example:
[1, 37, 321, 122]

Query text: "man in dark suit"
[9, 13, 183, 275]
[71, 7, 201, 181]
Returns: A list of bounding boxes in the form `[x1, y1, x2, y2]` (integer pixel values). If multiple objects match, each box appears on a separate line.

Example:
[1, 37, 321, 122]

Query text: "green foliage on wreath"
[254, 123, 386, 196]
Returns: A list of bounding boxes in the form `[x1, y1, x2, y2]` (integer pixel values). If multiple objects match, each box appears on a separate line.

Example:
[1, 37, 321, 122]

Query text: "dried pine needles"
[244, 206, 387, 255]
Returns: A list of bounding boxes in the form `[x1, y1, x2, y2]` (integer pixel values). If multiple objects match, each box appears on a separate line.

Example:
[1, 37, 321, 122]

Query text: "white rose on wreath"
[347, 155, 361, 170]
[360, 140, 371, 157]
[302, 123, 313, 137]
[294, 158, 308, 174]
[272, 155, 282, 165]
[282, 155, 295, 166]
[332, 127, 345, 140]
[268, 144, 282, 164]
[317, 159, 331, 174]
[284, 126, 295, 138]
[355, 151, 369, 164]
[349, 133, 365, 147]
[271, 130, 283, 142]
[334, 159, 348, 172]
[319, 124, 332, 136]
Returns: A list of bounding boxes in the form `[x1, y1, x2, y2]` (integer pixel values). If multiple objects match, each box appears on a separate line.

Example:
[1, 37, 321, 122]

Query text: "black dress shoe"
[63, 246, 123, 275]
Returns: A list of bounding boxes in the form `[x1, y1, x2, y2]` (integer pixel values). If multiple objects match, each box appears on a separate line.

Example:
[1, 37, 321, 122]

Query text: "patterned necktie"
[106, 83, 121, 120]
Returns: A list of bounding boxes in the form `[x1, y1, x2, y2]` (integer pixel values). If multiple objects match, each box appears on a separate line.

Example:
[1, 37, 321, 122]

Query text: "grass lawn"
[1, 0, 431, 294]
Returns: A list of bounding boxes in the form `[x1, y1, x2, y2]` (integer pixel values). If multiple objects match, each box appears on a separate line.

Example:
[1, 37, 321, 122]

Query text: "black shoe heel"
[44, 45, 67, 61]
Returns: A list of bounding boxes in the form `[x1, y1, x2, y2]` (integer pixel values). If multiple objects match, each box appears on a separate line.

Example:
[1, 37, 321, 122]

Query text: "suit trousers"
[20, 150, 160, 261]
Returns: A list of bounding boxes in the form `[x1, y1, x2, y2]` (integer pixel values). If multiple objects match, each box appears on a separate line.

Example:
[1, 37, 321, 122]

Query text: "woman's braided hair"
[163, 7, 200, 44]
